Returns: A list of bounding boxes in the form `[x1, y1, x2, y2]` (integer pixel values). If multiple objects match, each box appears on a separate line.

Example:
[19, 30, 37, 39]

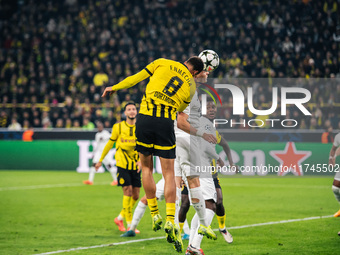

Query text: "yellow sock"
[216, 214, 226, 230]
[123, 195, 132, 224]
[118, 208, 125, 219]
[130, 198, 137, 210]
[179, 222, 184, 234]
[166, 203, 176, 224]
[147, 197, 159, 217]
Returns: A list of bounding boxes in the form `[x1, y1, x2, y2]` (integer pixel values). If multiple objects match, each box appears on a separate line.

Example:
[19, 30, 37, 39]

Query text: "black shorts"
[135, 114, 176, 159]
[181, 184, 188, 195]
[117, 167, 141, 187]
[214, 176, 221, 189]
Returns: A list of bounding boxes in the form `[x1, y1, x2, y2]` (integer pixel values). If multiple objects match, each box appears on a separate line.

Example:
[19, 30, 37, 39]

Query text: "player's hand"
[136, 161, 142, 173]
[217, 157, 225, 167]
[329, 157, 335, 166]
[202, 133, 217, 144]
[101, 87, 116, 97]
[195, 71, 209, 83]
[95, 162, 102, 171]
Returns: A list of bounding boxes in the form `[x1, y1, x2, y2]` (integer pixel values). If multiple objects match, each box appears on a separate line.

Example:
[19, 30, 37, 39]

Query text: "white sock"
[192, 208, 215, 249]
[189, 186, 206, 226]
[130, 201, 147, 231]
[189, 213, 199, 245]
[89, 166, 96, 182]
[175, 187, 181, 224]
[109, 167, 117, 181]
[183, 219, 190, 235]
[332, 185, 340, 203]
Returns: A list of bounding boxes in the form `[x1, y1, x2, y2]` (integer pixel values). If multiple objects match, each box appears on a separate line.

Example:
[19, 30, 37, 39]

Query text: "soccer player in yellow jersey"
[95, 102, 141, 234]
[102, 57, 204, 252]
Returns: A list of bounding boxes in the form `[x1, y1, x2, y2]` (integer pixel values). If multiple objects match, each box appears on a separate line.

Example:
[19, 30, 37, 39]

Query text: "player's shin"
[130, 200, 147, 231]
[332, 185, 340, 203]
[189, 186, 207, 226]
[123, 195, 132, 227]
[89, 166, 96, 182]
[192, 208, 215, 249]
[175, 187, 181, 224]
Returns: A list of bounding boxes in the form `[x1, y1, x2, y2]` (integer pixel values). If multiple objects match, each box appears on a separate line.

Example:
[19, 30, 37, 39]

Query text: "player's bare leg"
[216, 188, 233, 243]
[139, 153, 162, 231]
[332, 179, 340, 217]
[160, 157, 183, 252]
[187, 200, 216, 254]
[114, 185, 132, 232]
[179, 190, 191, 239]
[186, 175, 217, 240]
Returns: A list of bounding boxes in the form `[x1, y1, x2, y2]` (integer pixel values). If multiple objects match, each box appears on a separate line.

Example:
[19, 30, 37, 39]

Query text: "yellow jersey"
[100, 121, 138, 170]
[112, 58, 196, 120]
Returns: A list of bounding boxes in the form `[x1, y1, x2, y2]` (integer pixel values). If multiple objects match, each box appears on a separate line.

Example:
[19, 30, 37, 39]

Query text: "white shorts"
[93, 152, 111, 167]
[155, 178, 165, 201]
[200, 177, 217, 202]
[335, 170, 340, 181]
[175, 134, 201, 178]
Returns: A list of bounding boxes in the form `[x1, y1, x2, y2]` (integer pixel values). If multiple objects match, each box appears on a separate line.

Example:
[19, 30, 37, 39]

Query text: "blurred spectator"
[8, 118, 22, 130]
[82, 117, 95, 130]
[0, 0, 338, 130]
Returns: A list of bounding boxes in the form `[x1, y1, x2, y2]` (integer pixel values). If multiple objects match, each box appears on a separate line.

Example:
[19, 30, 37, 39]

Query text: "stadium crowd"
[0, 0, 339, 130]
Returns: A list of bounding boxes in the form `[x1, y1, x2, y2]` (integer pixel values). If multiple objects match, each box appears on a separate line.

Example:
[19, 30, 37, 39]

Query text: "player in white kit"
[328, 132, 340, 235]
[174, 71, 218, 245]
[83, 121, 117, 185]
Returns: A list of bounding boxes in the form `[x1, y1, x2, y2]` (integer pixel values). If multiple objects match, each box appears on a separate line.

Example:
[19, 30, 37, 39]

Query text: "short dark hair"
[124, 102, 136, 111]
[186, 56, 204, 74]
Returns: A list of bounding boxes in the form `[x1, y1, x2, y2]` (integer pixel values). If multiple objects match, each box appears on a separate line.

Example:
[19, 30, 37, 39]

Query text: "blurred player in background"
[328, 132, 340, 235]
[83, 121, 117, 186]
[101, 57, 204, 253]
[95, 102, 141, 233]
[205, 99, 235, 242]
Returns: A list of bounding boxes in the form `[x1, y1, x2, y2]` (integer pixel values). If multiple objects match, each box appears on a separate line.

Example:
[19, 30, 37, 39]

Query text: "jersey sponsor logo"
[120, 137, 136, 143]
[153, 91, 176, 106]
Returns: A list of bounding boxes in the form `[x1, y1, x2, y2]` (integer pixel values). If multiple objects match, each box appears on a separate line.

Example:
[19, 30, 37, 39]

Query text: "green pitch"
[0, 171, 339, 255]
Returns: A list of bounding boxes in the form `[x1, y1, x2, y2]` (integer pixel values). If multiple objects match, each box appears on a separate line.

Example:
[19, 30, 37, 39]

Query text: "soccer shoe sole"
[198, 225, 217, 240]
[152, 214, 162, 232]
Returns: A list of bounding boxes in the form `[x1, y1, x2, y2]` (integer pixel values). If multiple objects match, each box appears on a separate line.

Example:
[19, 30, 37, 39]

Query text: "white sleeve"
[201, 139, 219, 161]
[334, 133, 340, 147]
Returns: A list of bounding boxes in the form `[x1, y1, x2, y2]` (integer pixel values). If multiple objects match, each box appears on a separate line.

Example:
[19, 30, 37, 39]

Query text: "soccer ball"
[198, 49, 219, 72]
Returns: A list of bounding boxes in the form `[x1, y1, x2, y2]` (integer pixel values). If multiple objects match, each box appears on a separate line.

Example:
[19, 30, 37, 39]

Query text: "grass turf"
[0, 171, 339, 255]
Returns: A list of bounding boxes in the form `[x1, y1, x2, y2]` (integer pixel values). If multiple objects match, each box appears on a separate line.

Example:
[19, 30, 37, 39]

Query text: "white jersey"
[174, 91, 201, 136]
[199, 116, 219, 164]
[174, 91, 202, 177]
[92, 129, 111, 164]
[94, 130, 111, 153]
[334, 133, 340, 148]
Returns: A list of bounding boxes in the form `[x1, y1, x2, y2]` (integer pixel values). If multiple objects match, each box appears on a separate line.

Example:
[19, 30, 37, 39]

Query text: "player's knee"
[140, 196, 148, 205]
[332, 185, 340, 195]
[206, 200, 216, 212]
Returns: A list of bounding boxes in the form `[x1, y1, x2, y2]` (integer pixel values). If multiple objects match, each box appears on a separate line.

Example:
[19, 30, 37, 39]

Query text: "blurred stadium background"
[0, 0, 340, 254]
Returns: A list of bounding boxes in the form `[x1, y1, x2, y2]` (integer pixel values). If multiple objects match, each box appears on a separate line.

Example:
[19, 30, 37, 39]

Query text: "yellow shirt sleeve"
[216, 130, 222, 144]
[99, 124, 119, 162]
[112, 69, 151, 91]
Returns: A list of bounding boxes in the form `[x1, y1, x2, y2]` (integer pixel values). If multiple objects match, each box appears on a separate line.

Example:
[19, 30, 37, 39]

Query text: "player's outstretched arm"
[329, 145, 337, 166]
[101, 69, 151, 97]
[177, 112, 217, 144]
[219, 136, 235, 166]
